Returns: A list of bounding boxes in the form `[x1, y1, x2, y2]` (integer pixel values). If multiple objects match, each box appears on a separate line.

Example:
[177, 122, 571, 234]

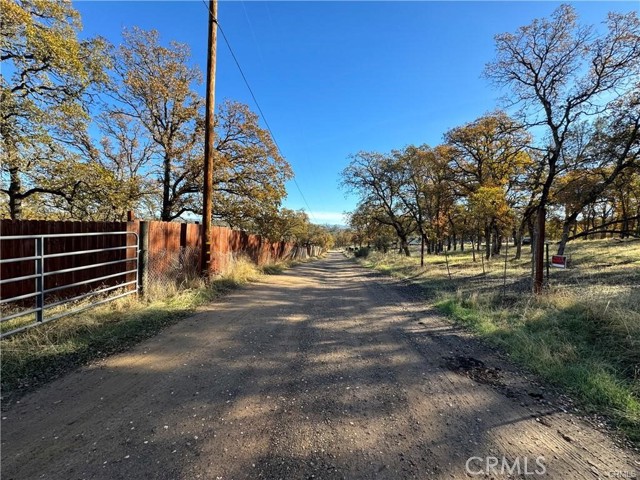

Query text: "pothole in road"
[442, 355, 503, 386]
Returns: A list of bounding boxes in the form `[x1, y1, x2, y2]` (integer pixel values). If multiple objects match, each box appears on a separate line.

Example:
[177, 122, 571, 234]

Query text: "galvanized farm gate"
[0, 231, 138, 338]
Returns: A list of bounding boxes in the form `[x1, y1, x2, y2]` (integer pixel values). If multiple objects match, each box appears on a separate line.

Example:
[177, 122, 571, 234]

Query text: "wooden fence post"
[139, 221, 149, 295]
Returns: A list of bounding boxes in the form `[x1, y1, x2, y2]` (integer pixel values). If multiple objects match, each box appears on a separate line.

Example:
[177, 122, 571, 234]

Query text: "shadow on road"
[1, 253, 636, 479]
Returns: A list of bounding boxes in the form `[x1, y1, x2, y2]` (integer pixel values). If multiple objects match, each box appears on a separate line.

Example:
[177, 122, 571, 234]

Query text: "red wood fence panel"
[0, 220, 133, 302]
[2, 219, 299, 303]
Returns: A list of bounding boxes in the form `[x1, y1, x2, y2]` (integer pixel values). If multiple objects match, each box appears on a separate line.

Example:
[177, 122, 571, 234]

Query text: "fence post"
[139, 221, 149, 296]
[502, 239, 509, 302]
[35, 236, 44, 323]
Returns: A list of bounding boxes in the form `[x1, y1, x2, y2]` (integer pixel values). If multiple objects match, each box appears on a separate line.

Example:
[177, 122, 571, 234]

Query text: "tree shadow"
[0, 253, 633, 479]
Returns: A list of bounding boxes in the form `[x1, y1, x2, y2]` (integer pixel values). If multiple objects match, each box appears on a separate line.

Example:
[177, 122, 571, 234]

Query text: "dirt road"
[2, 253, 637, 479]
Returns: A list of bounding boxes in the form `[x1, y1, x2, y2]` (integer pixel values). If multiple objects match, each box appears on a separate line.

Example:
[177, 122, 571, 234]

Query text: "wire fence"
[145, 245, 203, 292]
[361, 238, 640, 306]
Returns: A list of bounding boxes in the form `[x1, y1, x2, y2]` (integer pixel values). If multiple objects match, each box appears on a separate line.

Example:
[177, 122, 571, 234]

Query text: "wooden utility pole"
[201, 0, 218, 276]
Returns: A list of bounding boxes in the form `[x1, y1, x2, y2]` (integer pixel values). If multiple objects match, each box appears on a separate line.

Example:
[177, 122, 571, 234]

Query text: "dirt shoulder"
[1, 252, 637, 479]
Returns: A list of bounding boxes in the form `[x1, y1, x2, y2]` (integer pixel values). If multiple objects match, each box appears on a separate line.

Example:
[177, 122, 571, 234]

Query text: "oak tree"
[485, 5, 640, 291]
[445, 112, 532, 258]
[1, 0, 107, 219]
[342, 151, 415, 256]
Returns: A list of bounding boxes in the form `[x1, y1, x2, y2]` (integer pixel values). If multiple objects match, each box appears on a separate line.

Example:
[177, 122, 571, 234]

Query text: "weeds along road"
[2, 252, 637, 479]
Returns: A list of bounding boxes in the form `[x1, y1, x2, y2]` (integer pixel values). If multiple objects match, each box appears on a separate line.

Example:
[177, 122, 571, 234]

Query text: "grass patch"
[356, 239, 640, 445]
[261, 263, 287, 275]
[261, 259, 293, 275]
[0, 255, 264, 404]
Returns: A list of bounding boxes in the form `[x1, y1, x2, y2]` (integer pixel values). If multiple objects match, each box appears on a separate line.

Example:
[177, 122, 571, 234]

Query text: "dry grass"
[224, 255, 262, 284]
[357, 239, 640, 444]
[261, 260, 291, 275]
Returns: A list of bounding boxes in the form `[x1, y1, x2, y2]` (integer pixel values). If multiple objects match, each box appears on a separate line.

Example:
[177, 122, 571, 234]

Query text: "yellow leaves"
[3, 0, 105, 141]
[447, 112, 531, 187]
[5, 0, 86, 76]
[31, 0, 81, 25]
[1, 0, 32, 33]
[469, 186, 513, 227]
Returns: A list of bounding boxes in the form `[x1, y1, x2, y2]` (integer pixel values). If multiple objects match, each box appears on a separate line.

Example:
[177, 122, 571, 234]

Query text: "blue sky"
[74, 1, 637, 225]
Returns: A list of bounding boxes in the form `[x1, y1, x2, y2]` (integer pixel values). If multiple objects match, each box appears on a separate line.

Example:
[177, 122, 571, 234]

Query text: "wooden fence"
[0, 219, 302, 302]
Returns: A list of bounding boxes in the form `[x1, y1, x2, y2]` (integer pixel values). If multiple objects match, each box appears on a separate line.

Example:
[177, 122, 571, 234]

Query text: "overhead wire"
[201, 0, 319, 224]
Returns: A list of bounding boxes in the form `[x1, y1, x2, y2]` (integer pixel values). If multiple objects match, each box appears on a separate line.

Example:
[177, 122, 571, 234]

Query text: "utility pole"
[202, 0, 217, 276]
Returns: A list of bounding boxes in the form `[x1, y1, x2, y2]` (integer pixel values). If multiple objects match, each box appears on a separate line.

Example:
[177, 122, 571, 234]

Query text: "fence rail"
[0, 231, 138, 338]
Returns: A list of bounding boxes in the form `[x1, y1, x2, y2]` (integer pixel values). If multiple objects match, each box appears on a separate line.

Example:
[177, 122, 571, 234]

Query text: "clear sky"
[73, 1, 637, 225]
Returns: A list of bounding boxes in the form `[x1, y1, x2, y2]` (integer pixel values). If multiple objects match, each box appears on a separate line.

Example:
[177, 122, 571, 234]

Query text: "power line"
[201, 1, 318, 224]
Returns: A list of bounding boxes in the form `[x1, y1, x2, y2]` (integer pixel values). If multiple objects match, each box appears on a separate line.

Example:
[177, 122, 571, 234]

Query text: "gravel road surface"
[2, 252, 638, 479]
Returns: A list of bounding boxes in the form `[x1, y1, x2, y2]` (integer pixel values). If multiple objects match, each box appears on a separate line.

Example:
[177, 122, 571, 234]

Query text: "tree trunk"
[484, 225, 491, 260]
[514, 224, 524, 260]
[161, 154, 172, 221]
[620, 200, 628, 238]
[591, 212, 597, 238]
[471, 236, 476, 262]
[8, 166, 22, 220]
[527, 217, 535, 252]
[398, 235, 410, 256]
[492, 224, 501, 256]
[557, 219, 574, 256]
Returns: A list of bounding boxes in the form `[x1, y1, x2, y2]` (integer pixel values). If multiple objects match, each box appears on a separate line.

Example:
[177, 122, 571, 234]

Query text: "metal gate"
[0, 231, 138, 338]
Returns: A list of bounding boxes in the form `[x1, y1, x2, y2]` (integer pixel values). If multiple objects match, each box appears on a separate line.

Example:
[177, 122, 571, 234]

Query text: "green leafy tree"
[253, 208, 309, 244]
[305, 224, 335, 251]
[328, 227, 353, 249]
[347, 204, 396, 251]
[102, 28, 292, 224]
